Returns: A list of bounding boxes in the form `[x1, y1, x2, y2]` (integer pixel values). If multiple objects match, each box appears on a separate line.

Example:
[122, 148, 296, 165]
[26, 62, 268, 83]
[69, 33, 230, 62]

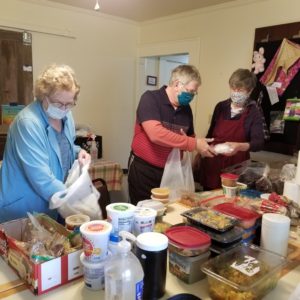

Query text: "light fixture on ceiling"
[94, 0, 100, 11]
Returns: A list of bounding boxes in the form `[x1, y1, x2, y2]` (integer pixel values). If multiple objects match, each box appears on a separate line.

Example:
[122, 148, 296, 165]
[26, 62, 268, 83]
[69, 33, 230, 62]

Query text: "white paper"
[266, 85, 280, 105]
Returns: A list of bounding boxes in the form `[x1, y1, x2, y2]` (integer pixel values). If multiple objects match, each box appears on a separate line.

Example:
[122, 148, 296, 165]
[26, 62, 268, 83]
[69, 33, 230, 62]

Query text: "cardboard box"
[1, 104, 25, 125]
[0, 214, 83, 295]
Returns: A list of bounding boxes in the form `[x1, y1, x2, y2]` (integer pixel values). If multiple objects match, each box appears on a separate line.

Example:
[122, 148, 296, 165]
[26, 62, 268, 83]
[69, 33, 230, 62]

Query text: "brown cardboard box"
[0, 214, 83, 295]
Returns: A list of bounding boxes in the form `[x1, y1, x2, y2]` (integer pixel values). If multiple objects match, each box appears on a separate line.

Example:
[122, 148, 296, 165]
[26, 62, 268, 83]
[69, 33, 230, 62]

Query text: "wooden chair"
[92, 178, 111, 219]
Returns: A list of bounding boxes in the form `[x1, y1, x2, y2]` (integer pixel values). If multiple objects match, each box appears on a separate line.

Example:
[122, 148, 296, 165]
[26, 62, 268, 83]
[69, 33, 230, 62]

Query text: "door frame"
[136, 37, 201, 122]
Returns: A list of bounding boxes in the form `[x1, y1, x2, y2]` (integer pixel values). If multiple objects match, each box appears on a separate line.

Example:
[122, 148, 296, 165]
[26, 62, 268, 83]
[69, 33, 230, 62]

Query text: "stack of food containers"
[213, 202, 261, 244]
[165, 225, 211, 283]
[181, 207, 244, 256]
[79, 220, 112, 290]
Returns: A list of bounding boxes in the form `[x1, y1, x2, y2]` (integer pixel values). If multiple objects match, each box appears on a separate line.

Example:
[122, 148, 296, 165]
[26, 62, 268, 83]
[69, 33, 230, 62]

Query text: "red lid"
[220, 173, 239, 180]
[165, 226, 211, 249]
[213, 203, 260, 220]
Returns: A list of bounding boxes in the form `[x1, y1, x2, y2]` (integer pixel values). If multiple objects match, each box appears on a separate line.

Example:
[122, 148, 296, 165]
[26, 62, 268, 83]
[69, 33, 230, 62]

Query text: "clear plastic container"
[181, 207, 238, 232]
[165, 226, 211, 256]
[201, 244, 288, 300]
[213, 203, 261, 229]
[169, 250, 210, 284]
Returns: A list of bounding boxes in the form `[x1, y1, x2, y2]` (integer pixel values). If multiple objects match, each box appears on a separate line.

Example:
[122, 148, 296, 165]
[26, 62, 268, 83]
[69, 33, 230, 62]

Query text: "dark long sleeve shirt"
[206, 99, 264, 152]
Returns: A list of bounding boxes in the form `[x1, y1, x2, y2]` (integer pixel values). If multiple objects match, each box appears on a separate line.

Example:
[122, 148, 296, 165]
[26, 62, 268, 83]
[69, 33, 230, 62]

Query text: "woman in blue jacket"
[0, 64, 90, 222]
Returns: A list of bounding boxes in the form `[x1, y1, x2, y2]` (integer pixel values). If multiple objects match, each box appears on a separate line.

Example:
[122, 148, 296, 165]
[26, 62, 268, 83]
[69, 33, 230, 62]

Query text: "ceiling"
[47, 0, 236, 22]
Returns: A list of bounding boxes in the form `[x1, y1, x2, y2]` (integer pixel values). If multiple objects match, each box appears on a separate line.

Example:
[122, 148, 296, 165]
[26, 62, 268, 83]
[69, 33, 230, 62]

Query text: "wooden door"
[0, 29, 33, 106]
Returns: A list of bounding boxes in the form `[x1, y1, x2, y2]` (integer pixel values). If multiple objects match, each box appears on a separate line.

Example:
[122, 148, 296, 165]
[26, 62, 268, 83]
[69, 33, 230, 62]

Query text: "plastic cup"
[80, 252, 106, 290]
[106, 203, 136, 234]
[65, 214, 90, 231]
[80, 220, 112, 262]
[222, 185, 237, 198]
[133, 207, 157, 235]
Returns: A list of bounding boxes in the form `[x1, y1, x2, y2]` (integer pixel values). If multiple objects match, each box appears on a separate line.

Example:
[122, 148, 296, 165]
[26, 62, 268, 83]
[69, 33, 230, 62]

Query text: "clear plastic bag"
[160, 149, 195, 202]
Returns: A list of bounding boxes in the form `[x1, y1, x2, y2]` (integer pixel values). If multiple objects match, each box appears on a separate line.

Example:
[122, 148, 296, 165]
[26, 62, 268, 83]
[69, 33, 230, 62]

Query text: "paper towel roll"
[283, 180, 300, 205]
[295, 151, 300, 185]
[260, 213, 290, 257]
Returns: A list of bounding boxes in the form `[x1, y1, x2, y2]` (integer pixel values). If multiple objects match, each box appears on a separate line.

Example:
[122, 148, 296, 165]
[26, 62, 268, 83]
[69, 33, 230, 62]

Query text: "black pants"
[128, 152, 164, 205]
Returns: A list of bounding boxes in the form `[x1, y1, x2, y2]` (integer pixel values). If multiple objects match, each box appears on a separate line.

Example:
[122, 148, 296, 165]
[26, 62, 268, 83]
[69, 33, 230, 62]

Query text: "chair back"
[92, 178, 111, 219]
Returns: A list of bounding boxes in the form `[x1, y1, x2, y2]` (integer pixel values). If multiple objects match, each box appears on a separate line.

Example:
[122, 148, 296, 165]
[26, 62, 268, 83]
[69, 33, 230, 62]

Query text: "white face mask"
[230, 91, 249, 105]
[46, 100, 70, 120]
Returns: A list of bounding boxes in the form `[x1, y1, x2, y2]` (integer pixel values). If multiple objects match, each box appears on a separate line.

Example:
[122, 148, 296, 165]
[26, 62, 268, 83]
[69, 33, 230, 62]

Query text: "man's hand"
[196, 138, 216, 157]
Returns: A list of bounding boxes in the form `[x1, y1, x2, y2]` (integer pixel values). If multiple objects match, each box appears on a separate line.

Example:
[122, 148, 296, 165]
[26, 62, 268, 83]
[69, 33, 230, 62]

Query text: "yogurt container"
[65, 214, 90, 231]
[133, 207, 157, 235]
[80, 252, 106, 290]
[106, 203, 136, 234]
[80, 220, 112, 262]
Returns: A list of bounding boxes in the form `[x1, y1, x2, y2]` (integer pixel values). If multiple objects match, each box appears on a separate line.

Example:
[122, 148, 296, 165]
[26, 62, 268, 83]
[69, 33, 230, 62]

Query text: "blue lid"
[239, 189, 262, 199]
[109, 233, 121, 243]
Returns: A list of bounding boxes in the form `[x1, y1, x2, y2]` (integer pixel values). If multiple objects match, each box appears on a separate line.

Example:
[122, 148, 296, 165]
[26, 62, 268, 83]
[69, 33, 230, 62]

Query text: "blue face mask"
[178, 91, 194, 106]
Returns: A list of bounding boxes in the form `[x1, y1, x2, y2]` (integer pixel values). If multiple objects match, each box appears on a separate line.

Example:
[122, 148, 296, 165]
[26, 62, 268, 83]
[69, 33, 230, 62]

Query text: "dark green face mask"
[178, 91, 194, 106]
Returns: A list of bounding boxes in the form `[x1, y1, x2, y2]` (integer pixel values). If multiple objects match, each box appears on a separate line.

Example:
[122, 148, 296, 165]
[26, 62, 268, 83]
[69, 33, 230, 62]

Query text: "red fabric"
[260, 39, 300, 96]
[200, 110, 250, 190]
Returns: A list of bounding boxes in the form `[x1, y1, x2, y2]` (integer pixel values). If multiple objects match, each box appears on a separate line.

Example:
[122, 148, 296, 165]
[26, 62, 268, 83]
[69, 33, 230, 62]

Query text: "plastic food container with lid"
[181, 207, 238, 232]
[213, 202, 261, 229]
[165, 225, 211, 256]
[137, 199, 166, 216]
[220, 173, 239, 187]
[201, 244, 288, 300]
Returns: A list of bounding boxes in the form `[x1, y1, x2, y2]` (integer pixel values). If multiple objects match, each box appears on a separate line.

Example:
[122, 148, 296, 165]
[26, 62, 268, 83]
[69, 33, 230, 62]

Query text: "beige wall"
[0, 0, 139, 167]
[1, 0, 300, 167]
[139, 0, 300, 138]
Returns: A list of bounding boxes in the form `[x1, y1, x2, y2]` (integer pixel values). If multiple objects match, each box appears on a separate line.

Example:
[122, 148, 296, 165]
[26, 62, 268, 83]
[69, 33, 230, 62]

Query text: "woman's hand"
[223, 142, 250, 156]
[78, 149, 91, 166]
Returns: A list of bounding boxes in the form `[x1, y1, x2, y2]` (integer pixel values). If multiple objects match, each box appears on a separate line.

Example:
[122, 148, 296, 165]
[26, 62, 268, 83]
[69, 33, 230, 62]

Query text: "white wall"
[139, 0, 300, 138]
[1, 0, 300, 167]
[0, 0, 139, 167]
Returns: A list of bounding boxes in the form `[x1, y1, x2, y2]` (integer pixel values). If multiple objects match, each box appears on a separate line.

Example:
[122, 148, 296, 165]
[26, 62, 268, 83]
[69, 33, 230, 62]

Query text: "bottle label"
[136, 280, 144, 300]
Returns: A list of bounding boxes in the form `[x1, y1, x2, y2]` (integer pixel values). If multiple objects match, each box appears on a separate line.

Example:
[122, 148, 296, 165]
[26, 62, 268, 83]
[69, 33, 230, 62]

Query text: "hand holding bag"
[50, 160, 102, 220]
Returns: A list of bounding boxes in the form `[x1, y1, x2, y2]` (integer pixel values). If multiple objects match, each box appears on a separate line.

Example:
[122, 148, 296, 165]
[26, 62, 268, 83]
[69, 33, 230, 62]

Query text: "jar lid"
[220, 173, 239, 180]
[136, 232, 168, 251]
[165, 226, 211, 249]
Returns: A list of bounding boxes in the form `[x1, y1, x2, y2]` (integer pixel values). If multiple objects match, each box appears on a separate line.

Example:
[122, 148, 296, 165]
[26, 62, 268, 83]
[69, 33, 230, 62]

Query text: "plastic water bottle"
[105, 231, 144, 300]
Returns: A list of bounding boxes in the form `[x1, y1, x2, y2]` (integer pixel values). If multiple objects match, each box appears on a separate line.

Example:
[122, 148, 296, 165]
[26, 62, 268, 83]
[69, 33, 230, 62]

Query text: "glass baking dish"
[201, 244, 288, 300]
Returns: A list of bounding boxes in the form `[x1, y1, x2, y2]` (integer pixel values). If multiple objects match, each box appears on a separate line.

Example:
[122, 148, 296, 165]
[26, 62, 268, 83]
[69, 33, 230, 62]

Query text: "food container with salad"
[181, 207, 238, 232]
[201, 244, 287, 300]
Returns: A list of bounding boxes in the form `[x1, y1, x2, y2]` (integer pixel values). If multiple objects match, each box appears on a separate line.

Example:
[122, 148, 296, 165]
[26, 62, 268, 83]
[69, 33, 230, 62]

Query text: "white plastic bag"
[50, 160, 102, 220]
[160, 148, 195, 202]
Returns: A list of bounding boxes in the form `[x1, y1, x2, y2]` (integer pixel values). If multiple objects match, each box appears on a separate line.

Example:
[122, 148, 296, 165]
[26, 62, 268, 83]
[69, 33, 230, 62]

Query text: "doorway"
[138, 53, 189, 98]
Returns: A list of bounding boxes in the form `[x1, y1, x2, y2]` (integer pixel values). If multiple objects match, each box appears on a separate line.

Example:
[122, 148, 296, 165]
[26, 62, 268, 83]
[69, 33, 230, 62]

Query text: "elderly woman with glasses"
[193, 68, 265, 190]
[0, 64, 90, 222]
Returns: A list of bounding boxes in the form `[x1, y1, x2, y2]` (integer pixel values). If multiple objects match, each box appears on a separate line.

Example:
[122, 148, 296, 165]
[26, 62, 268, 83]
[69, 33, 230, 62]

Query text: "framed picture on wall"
[146, 75, 157, 86]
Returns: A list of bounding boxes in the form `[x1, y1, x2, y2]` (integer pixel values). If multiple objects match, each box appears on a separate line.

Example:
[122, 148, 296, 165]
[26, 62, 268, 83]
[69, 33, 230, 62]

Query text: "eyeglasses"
[48, 99, 76, 109]
[179, 82, 198, 96]
[51, 102, 76, 109]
